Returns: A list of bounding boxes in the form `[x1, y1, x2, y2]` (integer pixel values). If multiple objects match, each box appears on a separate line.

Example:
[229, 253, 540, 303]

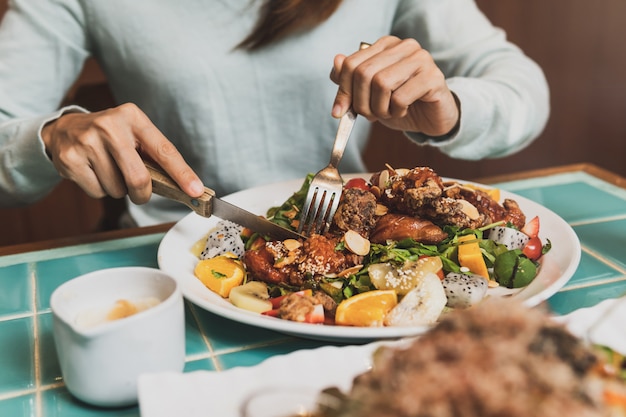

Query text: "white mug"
[50, 266, 185, 407]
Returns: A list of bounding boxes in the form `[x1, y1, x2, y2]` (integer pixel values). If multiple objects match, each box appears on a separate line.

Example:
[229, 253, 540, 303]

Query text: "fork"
[297, 107, 358, 236]
[297, 43, 370, 236]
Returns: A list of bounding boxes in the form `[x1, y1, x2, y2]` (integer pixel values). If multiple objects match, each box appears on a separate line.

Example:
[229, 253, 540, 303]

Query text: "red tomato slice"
[523, 236, 543, 261]
[269, 289, 313, 309]
[261, 309, 280, 317]
[344, 178, 370, 191]
[303, 304, 325, 324]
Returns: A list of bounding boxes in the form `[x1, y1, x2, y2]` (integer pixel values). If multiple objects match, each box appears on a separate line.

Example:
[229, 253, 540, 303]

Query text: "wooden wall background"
[1, 0, 625, 246]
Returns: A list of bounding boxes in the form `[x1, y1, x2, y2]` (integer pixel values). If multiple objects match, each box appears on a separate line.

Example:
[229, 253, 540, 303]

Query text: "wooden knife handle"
[144, 160, 215, 218]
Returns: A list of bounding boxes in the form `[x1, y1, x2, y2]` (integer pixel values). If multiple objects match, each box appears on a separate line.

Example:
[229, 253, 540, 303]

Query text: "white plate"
[138, 299, 624, 417]
[157, 176, 581, 342]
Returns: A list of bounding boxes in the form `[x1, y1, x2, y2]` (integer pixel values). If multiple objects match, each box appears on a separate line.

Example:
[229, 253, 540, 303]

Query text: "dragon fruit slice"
[488, 226, 530, 250]
[442, 272, 488, 309]
[200, 220, 245, 259]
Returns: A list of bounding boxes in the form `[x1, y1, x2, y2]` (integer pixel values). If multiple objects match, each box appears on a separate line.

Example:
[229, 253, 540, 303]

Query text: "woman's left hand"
[330, 36, 459, 137]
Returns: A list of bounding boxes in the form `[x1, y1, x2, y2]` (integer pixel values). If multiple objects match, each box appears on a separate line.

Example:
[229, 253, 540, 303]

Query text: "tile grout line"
[29, 262, 43, 417]
[558, 274, 626, 292]
[569, 213, 626, 228]
[0, 382, 64, 402]
[187, 305, 221, 371]
[581, 244, 626, 275]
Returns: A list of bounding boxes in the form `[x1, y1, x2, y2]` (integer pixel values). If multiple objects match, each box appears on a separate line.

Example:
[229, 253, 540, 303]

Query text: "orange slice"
[194, 255, 246, 298]
[335, 290, 398, 327]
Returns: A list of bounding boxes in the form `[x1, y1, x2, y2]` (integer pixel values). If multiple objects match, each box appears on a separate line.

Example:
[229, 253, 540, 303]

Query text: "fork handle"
[145, 160, 216, 218]
[328, 42, 370, 167]
[328, 108, 357, 167]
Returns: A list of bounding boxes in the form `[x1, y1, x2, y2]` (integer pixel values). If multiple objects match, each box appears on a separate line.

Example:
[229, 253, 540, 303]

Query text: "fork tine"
[313, 191, 340, 235]
[297, 187, 319, 235]
[311, 190, 332, 235]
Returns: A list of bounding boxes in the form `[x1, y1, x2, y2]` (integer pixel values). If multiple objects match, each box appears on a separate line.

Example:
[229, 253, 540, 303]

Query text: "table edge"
[0, 222, 174, 257]
[475, 162, 626, 187]
[2, 162, 624, 256]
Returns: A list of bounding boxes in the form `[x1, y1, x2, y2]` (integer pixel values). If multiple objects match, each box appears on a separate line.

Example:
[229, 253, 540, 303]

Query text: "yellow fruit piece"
[194, 256, 246, 298]
[335, 290, 398, 327]
[369, 256, 443, 295]
[457, 235, 490, 279]
[190, 233, 209, 258]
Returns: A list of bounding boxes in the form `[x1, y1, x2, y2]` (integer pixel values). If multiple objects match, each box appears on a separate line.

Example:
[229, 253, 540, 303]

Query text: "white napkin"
[138, 299, 626, 417]
[138, 341, 392, 417]
[552, 297, 626, 354]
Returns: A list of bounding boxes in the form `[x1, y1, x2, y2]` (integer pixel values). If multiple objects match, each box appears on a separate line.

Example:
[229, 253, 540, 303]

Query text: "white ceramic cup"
[50, 266, 185, 408]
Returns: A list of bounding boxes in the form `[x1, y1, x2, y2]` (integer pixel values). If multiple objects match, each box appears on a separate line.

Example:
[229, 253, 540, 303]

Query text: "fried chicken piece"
[374, 167, 526, 229]
[243, 235, 356, 287]
[369, 213, 447, 244]
[296, 235, 347, 281]
[242, 244, 289, 285]
[377, 167, 444, 215]
[443, 183, 526, 229]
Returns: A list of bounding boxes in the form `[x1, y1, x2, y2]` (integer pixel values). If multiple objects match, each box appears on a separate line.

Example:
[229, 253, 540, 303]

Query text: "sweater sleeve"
[392, 0, 550, 160]
[0, 0, 90, 206]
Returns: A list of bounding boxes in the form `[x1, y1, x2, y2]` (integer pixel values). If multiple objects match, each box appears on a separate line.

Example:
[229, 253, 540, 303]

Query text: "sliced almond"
[395, 168, 410, 176]
[344, 230, 371, 256]
[457, 199, 480, 220]
[338, 264, 363, 278]
[378, 169, 390, 189]
[274, 254, 296, 268]
[369, 185, 382, 199]
[375, 204, 388, 216]
[283, 239, 302, 251]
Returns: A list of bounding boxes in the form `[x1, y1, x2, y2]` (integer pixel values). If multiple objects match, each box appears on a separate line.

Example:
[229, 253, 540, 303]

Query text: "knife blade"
[145, 161, 305, 241]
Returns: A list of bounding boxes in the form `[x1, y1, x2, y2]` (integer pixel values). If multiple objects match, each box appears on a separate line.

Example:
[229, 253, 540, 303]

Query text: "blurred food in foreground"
[310, 298, 626, 417]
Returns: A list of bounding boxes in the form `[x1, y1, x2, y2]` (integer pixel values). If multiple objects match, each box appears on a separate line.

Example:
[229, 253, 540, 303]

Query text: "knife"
[144, 161, 305, 241]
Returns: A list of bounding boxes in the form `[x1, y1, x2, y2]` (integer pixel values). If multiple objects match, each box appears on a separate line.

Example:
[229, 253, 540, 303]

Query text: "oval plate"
[157, 176, 581, 342]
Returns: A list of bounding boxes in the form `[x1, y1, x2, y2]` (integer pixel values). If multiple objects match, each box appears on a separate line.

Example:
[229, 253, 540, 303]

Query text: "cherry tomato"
[344, 178, 370, 191]
[523, 236, 543, 261]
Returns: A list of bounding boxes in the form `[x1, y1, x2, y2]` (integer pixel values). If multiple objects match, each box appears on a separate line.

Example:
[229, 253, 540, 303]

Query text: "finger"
[89, 150, 130, 200]
[331, 44, 380, 118]
[119, 104, 204, 198]
[340, 37, 408, 119]
[329, 53, 345, 85]
[388, 60, 446, 118]
[54, 150, 108, 199]
[331, 54, 350, 118]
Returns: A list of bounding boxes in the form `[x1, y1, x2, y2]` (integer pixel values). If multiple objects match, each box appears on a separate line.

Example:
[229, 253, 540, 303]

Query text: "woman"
[0, 0, 549, 226]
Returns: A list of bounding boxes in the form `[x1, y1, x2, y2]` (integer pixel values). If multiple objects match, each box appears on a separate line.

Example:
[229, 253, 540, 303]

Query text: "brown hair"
[237, 0, 344, 50]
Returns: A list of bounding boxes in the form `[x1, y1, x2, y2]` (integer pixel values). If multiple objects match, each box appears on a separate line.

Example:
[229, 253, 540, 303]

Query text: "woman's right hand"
[41, 103, 204, 204]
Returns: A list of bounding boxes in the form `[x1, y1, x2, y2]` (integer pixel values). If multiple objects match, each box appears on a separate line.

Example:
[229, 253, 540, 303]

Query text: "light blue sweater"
[0, 0, 549, 225]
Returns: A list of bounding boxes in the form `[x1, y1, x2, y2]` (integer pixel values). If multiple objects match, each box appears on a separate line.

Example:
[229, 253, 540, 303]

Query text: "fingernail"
[190, 180, 204, 196]
[331, 104, 343, 118]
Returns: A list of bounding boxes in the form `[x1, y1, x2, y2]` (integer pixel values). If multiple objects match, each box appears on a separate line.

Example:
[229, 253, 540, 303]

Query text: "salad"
[192, 166, 551, 327]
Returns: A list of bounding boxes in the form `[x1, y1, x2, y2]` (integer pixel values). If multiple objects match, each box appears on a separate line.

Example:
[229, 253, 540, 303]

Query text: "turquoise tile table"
[1, 163, 625, 417]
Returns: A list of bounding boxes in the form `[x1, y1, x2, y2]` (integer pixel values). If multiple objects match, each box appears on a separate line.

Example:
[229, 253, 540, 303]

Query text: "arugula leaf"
[266, 174, 314, 230]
